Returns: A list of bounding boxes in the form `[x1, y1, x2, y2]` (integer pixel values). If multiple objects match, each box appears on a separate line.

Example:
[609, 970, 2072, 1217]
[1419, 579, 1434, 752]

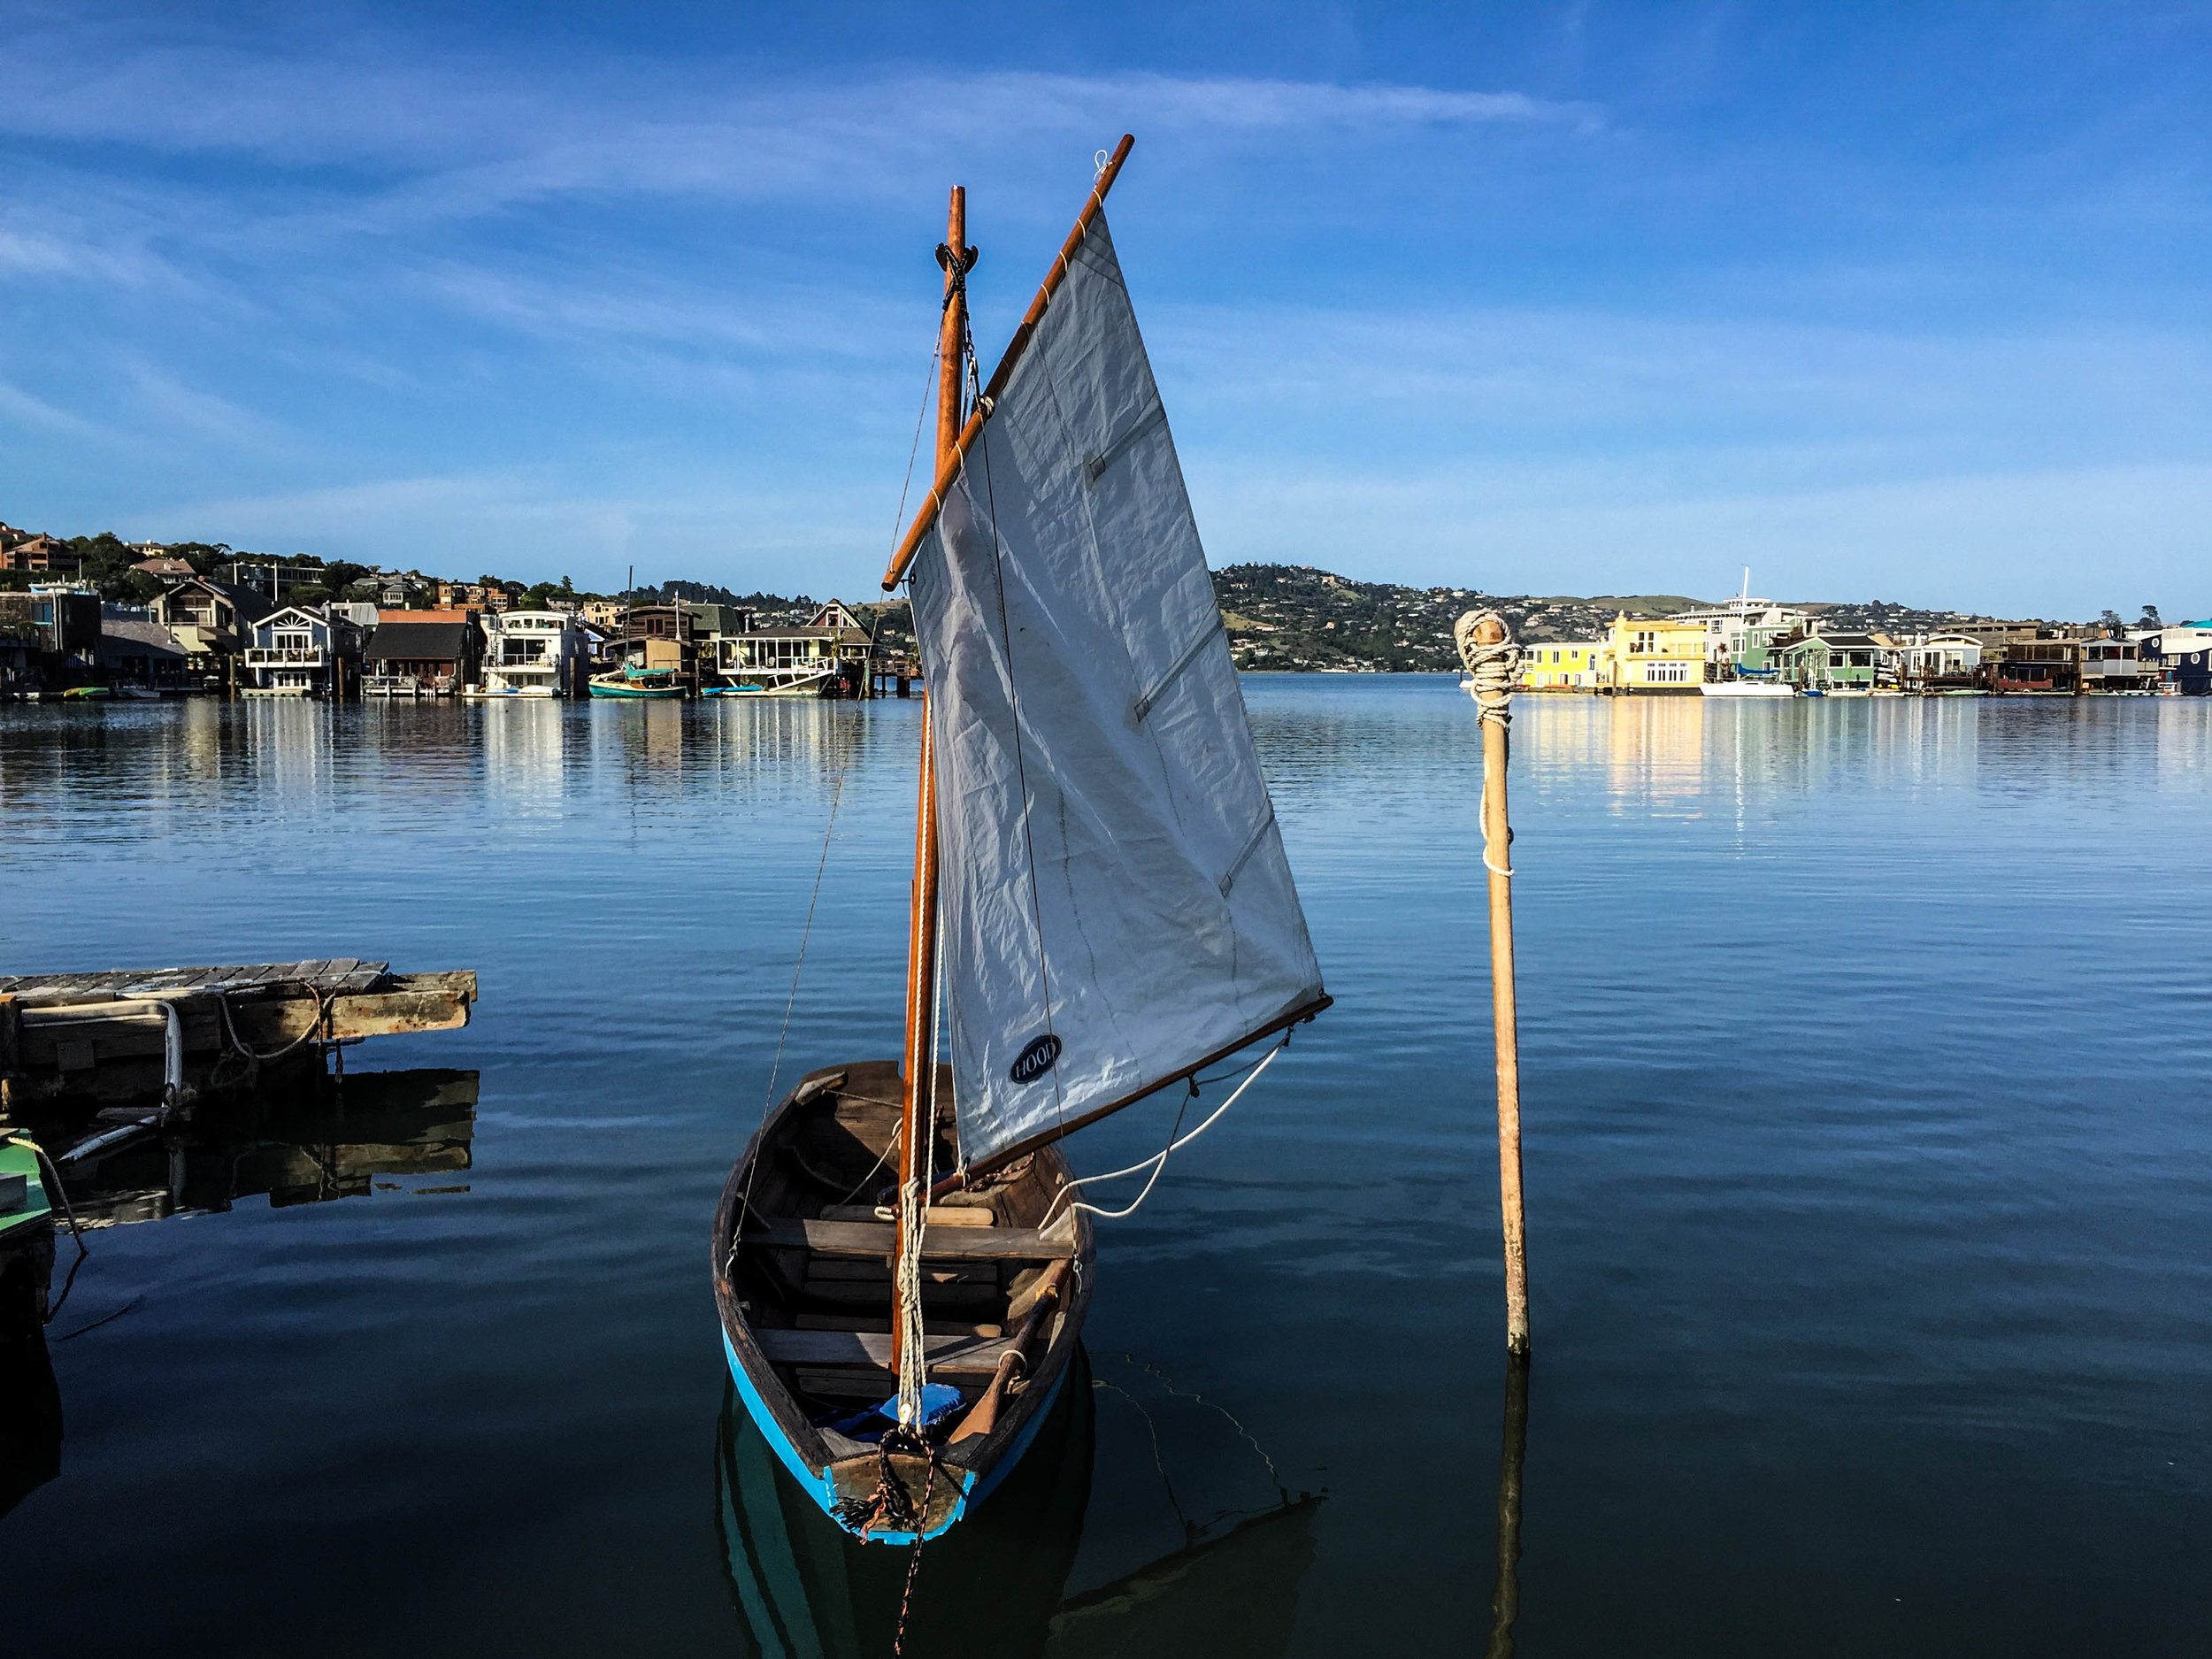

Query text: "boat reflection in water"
[48, 1067, 477, 1226]
[0, 1280, 62, 1524]
[718, 1344, 1326, 1657]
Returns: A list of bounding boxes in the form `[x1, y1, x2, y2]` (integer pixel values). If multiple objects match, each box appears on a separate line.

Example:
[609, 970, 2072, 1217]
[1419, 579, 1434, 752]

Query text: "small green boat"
[589, 667, 686, 700]
[0, 1132, 56, 1325]
[60, 686, 111, 702]
[0, 1136, 51, 1242]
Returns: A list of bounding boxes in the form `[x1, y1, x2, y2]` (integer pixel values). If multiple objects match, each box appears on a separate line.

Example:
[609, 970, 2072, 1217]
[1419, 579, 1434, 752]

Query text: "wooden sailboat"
[712, 134, 1331, 1545]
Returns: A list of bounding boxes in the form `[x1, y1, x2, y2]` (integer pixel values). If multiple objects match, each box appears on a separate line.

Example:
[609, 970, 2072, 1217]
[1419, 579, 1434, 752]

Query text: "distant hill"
[1210, 565, 1715, 672]
[856, 566, 1998, 674]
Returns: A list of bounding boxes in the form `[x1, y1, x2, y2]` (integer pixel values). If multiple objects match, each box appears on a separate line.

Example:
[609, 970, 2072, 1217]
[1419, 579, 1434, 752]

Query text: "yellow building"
[1522, 641, 1604, 689]
[1594, 613, 1707, 693]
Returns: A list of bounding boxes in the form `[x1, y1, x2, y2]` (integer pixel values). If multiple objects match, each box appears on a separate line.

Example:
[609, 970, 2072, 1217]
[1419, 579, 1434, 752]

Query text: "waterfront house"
[1522, 641, 1603, 690]
[580, 599, 626, 630]
[1889, 634, 1984, 692]
[2139, 625, 2212, 695]
[153, 576, 274, 681]
[1666, 597, 1810, 670]
[617, 603, 701, 678]
[2164, 632, 2212, 695]
[2082, 638, 2154, 692]
[1772, 630, 1882, 692]
[709, 602, 879, 695]
[242, 605, 365, 698]
[0, 588, 102, 695]
[363, 618, 480, 696]
[1985, 637, 2082, 695]
[98, 613, 190, 693]
[479, 609, 589, 695]
[1593, 613, 1707, 693]
[130, 555, 197, 580]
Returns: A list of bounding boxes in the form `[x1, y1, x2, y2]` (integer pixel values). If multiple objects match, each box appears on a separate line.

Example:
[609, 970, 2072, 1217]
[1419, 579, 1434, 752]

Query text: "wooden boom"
[879, 133, 1135, 591]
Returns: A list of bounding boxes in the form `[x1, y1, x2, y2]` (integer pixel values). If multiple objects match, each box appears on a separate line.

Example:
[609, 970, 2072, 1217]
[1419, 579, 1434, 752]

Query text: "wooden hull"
[716, 1346, 1093, 1654]
[713, 1059, 1095, 1545]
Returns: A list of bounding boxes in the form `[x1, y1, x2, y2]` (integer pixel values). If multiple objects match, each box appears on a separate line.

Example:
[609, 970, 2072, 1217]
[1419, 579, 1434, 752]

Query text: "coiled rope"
[1455, 610, 1523, 878]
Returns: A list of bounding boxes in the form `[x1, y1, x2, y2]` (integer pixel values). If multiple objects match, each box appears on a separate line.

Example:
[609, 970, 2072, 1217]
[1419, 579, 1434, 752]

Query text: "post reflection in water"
[1486, 1350, 1531, 1659]
[715, 1346, 1326, 1658]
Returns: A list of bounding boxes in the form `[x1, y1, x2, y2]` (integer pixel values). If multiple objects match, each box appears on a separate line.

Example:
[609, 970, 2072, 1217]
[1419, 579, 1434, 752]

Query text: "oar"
[1455, 611, 1530, 1355]
[949, 1257, 1071, 1443]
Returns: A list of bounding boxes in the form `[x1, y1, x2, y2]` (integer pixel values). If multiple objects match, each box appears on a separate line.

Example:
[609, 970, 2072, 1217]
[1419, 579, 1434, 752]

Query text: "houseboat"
[241, 605, 362, 698]
[473, 609, 590, 697]
[705, 603, 879, 697]
[363, 617, 480, 697]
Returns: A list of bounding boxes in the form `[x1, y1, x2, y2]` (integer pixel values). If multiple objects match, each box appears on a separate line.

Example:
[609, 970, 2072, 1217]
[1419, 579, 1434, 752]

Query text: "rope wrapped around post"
[1455, 608, 1531, 1356]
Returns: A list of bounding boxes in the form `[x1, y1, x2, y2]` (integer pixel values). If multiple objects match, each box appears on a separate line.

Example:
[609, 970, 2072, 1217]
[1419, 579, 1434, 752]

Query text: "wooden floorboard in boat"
[756, 1329, 1014, 1375]
[743, 1219, 1071, 1261]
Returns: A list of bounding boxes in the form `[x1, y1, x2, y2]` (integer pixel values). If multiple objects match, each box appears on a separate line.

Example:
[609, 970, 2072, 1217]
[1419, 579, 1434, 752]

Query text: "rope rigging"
[1040, 1033, 1292, 1227]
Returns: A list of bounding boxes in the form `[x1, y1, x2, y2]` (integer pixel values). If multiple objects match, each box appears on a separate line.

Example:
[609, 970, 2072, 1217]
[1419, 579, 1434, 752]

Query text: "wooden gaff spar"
[713, 135, 1332, 1544]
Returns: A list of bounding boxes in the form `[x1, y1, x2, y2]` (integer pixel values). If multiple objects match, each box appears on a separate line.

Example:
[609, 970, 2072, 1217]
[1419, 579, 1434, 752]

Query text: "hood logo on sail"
[1010, 1033, 1062, 1085]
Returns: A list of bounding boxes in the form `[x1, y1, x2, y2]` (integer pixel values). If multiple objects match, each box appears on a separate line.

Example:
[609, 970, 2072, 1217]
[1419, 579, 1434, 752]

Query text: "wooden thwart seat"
[742, 1218, 1072, 1262]
[757, 1328, 1016, 1378]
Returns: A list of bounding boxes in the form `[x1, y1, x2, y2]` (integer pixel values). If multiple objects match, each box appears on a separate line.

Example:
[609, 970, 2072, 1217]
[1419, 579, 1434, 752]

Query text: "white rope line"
[1041, 1038, 1288, 1227]
[896, 863, 948, 1428]
[1455, 608, 1523, 878]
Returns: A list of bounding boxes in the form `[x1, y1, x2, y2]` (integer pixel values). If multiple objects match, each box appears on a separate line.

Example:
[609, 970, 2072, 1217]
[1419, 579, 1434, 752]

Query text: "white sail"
[906, 212, 1325, 1171]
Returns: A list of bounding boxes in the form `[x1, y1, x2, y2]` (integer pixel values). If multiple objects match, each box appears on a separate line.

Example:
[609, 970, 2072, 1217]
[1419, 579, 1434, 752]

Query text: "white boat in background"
[1701, 678, 1795, 698]
[703, 667, 836, 697]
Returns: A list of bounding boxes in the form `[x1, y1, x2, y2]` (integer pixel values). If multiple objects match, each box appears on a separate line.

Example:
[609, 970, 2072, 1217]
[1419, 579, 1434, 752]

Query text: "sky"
[4, 3, 2208, 618]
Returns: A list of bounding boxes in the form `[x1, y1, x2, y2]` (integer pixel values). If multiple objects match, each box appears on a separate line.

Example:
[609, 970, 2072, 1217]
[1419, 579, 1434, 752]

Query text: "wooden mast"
[881, 134, 1133, 592]
[891, 184, 970, 1381]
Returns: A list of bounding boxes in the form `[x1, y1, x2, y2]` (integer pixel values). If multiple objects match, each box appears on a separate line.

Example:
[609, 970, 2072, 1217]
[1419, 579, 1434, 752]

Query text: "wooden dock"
[0, 959, 474, 1113]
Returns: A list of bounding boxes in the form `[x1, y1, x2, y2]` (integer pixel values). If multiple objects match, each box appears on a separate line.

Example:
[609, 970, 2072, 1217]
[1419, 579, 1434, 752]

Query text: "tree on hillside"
[2100, 609, 2126, 636]
[2139, 604, 2162, 628]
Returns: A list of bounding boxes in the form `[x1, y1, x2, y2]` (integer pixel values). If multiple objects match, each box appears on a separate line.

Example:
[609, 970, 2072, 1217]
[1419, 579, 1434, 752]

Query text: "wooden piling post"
[1458, 610, 1529, 1354]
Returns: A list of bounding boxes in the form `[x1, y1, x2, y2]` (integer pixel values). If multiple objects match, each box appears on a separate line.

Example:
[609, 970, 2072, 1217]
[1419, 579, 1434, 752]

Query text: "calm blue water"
[3, 681, 2210, 1655]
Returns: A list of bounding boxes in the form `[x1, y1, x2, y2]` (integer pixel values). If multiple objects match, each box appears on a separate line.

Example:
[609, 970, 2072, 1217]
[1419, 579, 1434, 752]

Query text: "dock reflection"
[42, 1067, 476, 1227]
[0, 1067, 476, 1526]
[715, 1348, 1325, 1658]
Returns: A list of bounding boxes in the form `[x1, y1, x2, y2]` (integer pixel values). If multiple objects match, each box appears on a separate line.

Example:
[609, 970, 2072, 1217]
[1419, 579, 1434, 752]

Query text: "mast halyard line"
[891, 182, 966, 1393]
[881, 134, 1135, 591]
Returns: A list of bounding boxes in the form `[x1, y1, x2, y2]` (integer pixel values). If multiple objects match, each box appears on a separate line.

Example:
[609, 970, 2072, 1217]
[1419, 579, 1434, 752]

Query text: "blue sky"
[4, 3, 2208, 616]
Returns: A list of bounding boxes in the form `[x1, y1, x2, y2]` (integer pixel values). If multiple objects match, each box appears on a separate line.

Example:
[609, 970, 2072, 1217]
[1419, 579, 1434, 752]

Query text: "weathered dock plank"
[0, 963, 473, 1111]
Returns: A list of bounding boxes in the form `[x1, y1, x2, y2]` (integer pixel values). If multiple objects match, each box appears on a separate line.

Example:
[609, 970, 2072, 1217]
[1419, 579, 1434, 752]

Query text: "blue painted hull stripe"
[726, 1329, 1083, 1545]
